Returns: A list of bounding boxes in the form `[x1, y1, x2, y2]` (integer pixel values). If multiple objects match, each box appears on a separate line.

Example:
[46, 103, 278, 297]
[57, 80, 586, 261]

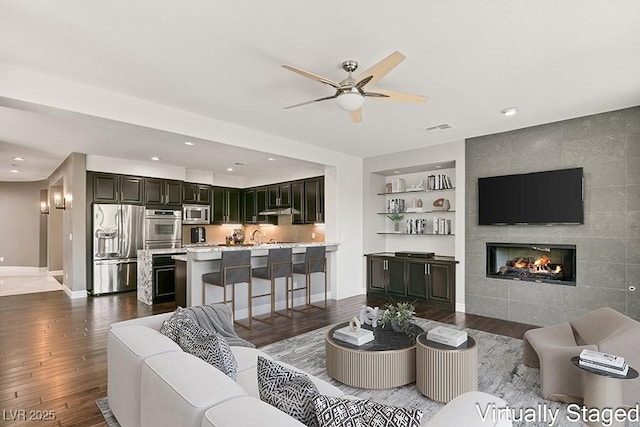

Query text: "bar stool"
[292, 246, 327, 310]
[251, 247, 293, 322]
[202, 250, 252, 329]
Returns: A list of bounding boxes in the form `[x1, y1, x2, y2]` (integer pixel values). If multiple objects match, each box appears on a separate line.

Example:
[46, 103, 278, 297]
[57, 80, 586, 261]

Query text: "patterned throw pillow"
[257, 356, 320, 427]
[184, 329, 238, 380]
[159, 306, 192, 342]
[362, 400, 424, 427]
[163, 312, 238, 379]
[314, 395, 365, 427]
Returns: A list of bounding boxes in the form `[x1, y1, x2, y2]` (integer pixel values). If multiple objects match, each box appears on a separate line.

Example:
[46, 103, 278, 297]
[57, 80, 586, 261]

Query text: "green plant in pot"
[386, 213, 405, 232]
[379, 301, 416, 333]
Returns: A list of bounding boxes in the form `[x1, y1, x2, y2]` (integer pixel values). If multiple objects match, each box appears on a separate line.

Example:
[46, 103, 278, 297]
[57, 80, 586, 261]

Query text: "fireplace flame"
[554, 265, 562, 274]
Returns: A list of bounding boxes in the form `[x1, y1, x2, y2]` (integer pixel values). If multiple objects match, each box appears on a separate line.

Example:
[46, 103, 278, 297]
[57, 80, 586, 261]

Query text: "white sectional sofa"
[108, 312, 343, 427]
[107, 311, 512, 427]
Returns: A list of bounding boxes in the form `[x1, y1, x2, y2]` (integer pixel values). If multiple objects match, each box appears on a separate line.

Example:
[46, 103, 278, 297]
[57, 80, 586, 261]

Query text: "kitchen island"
[168, 243, 338, 318]
[137, 248, 187, 305]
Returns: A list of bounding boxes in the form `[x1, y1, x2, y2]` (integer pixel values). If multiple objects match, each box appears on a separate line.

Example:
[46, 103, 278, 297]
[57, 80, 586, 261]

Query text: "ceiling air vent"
[425, 123, 454, 132]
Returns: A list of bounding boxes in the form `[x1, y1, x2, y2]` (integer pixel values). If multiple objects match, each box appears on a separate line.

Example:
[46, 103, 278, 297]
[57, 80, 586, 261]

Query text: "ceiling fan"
[282, 51, 427, 123]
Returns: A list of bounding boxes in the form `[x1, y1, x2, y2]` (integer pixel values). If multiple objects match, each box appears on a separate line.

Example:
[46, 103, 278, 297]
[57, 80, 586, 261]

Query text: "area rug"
[96, 318, 640, 426]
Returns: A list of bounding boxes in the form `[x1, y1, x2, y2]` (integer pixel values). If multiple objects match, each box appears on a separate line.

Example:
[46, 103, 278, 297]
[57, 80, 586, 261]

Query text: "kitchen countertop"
[184, 242, 338, 261]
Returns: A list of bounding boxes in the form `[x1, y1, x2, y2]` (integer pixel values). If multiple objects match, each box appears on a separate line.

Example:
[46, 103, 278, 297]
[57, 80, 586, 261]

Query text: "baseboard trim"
[456, 302, 466, 313]
[63, 285, 88, 299]
[0, 266, 48, 275]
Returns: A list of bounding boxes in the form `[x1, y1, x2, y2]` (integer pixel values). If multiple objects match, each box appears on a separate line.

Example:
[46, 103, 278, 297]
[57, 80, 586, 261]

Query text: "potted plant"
[386, 213, 405, 232]
[379, 301, 416, 332]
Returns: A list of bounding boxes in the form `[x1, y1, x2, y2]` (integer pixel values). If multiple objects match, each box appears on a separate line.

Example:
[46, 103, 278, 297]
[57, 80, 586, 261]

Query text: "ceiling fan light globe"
[336, 92, 365, 111]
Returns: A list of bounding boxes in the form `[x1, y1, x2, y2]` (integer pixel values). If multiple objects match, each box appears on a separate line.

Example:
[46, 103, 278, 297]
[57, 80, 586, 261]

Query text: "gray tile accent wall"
[465, 106, 640, 325]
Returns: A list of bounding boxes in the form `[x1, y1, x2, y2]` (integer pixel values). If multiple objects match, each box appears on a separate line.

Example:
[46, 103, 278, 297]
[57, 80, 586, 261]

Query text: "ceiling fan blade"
[355, 51, 406, 88]
[283, 94, 337, 109]
[282, 65, 341, 89]
[349, 108, 362, 123]
[365, 88, 427, 103]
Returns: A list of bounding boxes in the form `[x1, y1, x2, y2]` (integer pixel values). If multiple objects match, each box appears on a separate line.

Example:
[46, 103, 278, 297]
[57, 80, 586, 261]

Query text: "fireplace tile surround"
[465, 106, 640, 326]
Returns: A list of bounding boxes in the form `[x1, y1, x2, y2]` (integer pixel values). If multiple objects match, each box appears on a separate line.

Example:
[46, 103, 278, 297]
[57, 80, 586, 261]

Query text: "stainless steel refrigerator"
[91, 204, 145, 295]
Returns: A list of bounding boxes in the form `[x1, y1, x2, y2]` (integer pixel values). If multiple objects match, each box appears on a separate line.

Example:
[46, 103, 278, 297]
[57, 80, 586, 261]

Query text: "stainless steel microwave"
[183, 204, 210, 224]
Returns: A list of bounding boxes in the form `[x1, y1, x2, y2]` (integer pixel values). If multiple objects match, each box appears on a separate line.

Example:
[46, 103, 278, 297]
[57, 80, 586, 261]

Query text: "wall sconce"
[39, 189, 49, 215]
[54, 192, 66, 210]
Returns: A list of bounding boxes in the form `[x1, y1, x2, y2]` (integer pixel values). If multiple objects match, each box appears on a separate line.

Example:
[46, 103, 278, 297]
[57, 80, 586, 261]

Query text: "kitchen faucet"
[250, 229, 263, 245]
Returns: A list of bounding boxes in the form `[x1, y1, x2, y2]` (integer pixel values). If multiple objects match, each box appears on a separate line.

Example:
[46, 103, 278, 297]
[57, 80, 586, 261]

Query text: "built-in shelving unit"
[377, 173, 456, 236]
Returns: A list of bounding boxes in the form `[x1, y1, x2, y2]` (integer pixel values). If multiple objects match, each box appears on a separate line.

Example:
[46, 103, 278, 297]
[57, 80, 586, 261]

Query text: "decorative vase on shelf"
[393, 222, 400, 232]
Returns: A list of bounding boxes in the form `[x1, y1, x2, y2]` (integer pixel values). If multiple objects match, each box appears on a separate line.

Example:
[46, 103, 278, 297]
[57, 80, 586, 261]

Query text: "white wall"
[363, 140, 466, 311]
[3, 66, 364, 300]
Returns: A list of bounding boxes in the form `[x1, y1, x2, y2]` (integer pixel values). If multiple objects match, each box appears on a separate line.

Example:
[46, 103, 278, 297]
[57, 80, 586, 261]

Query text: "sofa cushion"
[176, 317, 238, 379]
[362, 400, 423, 427]
[313, 395, 364, 427]
[202, 396, 306, 427]
[141, 351, 246, 427]
[257, 356, 320, 427]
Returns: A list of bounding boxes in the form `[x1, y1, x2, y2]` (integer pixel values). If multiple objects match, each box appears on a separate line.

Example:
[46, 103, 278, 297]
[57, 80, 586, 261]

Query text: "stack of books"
[578, 349, 629, 376]
[427, 326, 468, 347]
[333, 326, 374, 346]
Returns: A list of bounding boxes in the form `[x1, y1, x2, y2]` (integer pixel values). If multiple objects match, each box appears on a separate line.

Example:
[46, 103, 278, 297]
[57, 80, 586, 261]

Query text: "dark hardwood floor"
[0, 290, 535, 426]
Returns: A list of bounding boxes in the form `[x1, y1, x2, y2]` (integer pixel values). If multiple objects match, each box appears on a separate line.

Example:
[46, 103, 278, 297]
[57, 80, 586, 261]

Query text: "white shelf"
[377, 187, 455, 196]
[378, 210, 455, 215]
[377, 232, 455, 236]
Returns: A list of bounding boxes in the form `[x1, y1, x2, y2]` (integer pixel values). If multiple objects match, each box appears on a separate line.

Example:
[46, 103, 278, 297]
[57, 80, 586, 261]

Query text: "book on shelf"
[427, 326, 468, 347]
[333, 326, 374, 346]
[579, 359, 629, 376]
[579, 349, 625, 369]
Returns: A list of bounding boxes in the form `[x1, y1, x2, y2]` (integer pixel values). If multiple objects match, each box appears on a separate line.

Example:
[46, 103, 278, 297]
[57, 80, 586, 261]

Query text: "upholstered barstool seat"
[251, 247, 293, 322]
[292, 245, 327, 310]
[202, 250, 252, 329]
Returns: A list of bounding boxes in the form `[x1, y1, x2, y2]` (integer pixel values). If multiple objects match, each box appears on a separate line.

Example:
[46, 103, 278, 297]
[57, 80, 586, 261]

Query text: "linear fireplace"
[486, 242, 576, 286]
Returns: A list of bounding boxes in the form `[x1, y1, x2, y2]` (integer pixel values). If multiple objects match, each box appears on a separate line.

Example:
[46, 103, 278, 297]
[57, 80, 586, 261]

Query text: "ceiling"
[1, 0, 639, 182]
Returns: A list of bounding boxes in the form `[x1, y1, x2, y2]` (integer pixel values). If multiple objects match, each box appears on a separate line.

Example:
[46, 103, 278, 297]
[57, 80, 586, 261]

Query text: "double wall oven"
[144, 209, 182, 249]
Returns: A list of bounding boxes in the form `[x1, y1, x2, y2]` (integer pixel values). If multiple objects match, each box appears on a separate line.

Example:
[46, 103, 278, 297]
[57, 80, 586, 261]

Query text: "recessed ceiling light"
[12, 156, 25, 161]
[151, 156, 160, 161]
[184, 141, 195, 146]
[10, 169, 19, 173]
[501, 107, 519, 116]
[435, 165, 443, 169]
[393, 171, 401, 174]
[226, 167, 233, 172]
[268, 157, 275, 161]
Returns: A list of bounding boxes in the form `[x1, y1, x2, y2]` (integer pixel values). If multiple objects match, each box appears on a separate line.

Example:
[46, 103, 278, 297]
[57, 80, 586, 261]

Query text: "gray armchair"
[523, 307, 640, 406]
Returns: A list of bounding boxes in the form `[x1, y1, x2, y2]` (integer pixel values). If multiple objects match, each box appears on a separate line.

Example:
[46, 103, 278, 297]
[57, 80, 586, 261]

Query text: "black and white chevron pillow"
[314, 395, 365, 427]
[257, 356, 320, 427]
[159, 306, 192, 342]
[174, 316, 238, 379]
[362, 400, 424, 427]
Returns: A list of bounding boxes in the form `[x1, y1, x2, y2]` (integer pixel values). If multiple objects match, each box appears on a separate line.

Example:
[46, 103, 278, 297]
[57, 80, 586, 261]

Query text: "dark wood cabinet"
[366, 256, 406, 294]
[304, 176, 324, 223]
[366, 254, 456, 310]
[182, 183, 210, 205]
[90, 173, 143, 204]
[406, 260, 429, 299]
[428, 261, 454, 303]
[145, 179, 182, 207]
[212, 187, 242, 224]
[268, 182, 291, 208]
[243, 187, 273, 224]
[291, 181, 304, 224]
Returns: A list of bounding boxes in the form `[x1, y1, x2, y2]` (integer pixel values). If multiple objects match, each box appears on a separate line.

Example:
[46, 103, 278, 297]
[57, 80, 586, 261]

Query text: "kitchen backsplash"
[182, 223, 325, 245]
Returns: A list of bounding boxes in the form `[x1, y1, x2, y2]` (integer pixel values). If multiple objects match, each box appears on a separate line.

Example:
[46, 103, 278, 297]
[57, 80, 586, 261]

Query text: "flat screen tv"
[478, 167, 584, 225]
